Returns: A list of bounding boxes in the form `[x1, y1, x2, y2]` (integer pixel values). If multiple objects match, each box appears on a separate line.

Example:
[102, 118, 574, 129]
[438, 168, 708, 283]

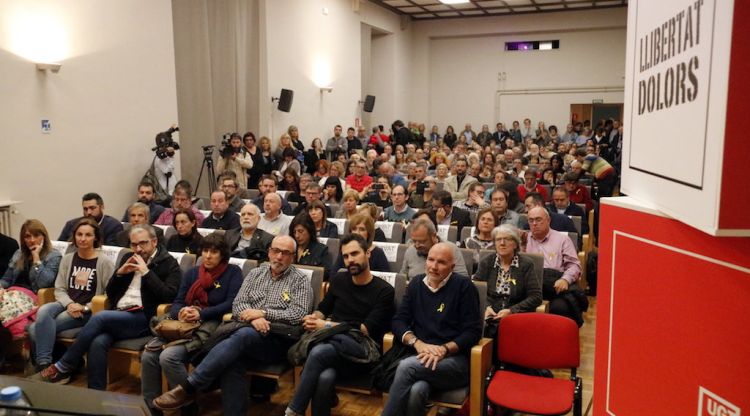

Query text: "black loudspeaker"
[363, 95, 376, 113]
[278, 89, 294, 112]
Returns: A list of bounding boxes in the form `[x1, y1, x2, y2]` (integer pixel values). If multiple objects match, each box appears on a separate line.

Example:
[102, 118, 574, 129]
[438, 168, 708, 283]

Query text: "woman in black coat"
[289, 213, 331, 278]
[474, 224, 541, 340]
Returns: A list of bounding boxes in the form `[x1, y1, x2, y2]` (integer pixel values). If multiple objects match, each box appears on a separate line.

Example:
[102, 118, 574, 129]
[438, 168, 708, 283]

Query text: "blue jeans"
[27, 302, 90, 366]
[288, 334, 369, 416]
[141, 344, 190, 404]
[187, 326, 291, 416]
[56, 310, 149, 390]
[381, 354, 470, 416]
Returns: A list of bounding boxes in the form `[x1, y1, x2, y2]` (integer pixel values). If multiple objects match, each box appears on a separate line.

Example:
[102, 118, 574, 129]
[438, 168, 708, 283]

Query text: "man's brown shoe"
[153, 386, 195, 410]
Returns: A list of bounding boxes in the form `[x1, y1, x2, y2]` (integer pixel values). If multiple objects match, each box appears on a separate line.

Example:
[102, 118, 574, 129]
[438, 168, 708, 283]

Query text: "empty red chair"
[485, 313, 582, 416]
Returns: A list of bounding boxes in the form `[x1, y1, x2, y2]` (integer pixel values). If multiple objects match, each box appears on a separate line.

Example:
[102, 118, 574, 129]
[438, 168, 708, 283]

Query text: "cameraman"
[154, 145, 177, 197]
[152, 126, 180, 197]
[217, 133, 253, 189]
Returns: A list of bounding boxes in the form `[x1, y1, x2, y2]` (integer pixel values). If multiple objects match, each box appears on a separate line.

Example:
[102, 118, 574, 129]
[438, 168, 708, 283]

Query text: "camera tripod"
[194, 146, 217, 197]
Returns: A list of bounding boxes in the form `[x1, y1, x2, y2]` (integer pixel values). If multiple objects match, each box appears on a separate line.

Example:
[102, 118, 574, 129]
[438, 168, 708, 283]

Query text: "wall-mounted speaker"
[363, 95, 376, 113]
[278, 89, 294, 112]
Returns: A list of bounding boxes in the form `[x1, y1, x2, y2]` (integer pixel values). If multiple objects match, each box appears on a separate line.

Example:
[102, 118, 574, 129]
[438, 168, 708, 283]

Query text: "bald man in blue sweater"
[382, 242, 482, 416]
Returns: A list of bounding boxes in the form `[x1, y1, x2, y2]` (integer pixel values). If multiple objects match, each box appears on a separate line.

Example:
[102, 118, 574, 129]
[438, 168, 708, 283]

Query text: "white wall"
[0, 0, 178, 238]
[258, 0, 410, 146]
[411, 8, 627, 130]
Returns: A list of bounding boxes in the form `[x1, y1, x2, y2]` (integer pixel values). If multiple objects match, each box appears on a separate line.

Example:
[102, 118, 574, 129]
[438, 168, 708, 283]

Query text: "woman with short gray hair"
[474, 224, 541, 340]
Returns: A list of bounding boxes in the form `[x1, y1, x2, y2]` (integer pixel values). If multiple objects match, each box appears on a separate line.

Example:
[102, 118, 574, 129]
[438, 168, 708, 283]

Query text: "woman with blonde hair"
[319, 161, 346, 190]
[274, 133, 294, 162]
[429, 152, 448, 170]
[435, 163, 450, 182]
[335, 189, 361, 219]
[356, 204, 386, 242]
[255, 136, 276, 179]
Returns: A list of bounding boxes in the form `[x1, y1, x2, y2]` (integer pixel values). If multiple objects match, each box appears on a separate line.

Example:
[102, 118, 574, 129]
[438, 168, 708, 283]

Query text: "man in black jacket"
[59, 192, 123, 246]
[548, 187, 589, 235]
[226, 203, 274, 258]
[33, 224, 181, 389]
[431, 190, 472, 238]
[285, 235, 395, 416]
[392, 120, 413, 148]
[523, 192, 577, 234]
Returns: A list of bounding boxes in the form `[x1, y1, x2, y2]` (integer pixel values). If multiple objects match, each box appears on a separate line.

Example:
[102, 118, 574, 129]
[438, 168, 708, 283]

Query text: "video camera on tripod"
[152, 126, 180, 159]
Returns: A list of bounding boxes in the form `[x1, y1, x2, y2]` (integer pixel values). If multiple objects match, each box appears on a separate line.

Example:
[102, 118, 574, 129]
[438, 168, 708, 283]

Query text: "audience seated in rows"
[153, 235, 312, 415]
[9, 114, 611, 415]
[141, 233, 243, 414]
[33, 224, 181, 390]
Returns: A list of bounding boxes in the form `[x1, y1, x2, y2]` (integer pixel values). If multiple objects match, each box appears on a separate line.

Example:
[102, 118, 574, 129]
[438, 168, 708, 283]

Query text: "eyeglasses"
[527, 217, 545, 224]
[130, 240, 152, 249]
[269, 247, 294, 257]
[221, 184, 237, 189]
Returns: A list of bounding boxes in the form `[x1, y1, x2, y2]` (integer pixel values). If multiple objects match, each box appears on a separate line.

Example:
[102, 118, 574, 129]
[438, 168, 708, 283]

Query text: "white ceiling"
[370, 0, 627, 20]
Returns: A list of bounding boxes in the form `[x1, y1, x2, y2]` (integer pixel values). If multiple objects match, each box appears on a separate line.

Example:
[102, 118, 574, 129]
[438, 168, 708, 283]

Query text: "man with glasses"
[220, 177, 245, 213]
[292, 183, 333, 217]
[155, 187, 205, 227]
[345, 160, 373, 193]
[525, 207, 585, 324]
[34, 224, 181, 389]
[153, 235, 313, 415]
[383, 185, 415, 222]
[400, 218, 468, 279]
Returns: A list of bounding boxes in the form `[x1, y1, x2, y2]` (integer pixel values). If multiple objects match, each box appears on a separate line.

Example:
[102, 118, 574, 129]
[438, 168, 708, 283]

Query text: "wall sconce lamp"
[319, 87, 333, 93]
[36, 63, 62, 73]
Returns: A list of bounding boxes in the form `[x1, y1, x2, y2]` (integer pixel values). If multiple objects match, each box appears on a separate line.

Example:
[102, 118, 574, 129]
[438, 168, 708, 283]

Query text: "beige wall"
[259, 0, 411, 147]
[0, 0, 178, 238]
[411, 7, 627, 130]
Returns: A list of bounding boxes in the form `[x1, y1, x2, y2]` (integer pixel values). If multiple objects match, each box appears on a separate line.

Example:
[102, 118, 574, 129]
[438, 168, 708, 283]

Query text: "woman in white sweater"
[27, 218, 114, 373]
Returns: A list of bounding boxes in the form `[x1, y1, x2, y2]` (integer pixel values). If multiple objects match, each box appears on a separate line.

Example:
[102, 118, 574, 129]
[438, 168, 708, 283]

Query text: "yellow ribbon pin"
[282, 291, 290, 302]
[213, 281, 221, 289]
[437, 303, 445, 312]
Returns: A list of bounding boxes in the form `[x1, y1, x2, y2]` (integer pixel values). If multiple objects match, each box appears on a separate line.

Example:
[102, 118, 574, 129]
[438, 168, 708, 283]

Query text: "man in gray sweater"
[400, 218, 468, 279]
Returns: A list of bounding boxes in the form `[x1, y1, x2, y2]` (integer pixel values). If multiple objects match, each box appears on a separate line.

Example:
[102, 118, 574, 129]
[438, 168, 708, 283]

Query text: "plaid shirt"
[232, 263, 313, 325]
